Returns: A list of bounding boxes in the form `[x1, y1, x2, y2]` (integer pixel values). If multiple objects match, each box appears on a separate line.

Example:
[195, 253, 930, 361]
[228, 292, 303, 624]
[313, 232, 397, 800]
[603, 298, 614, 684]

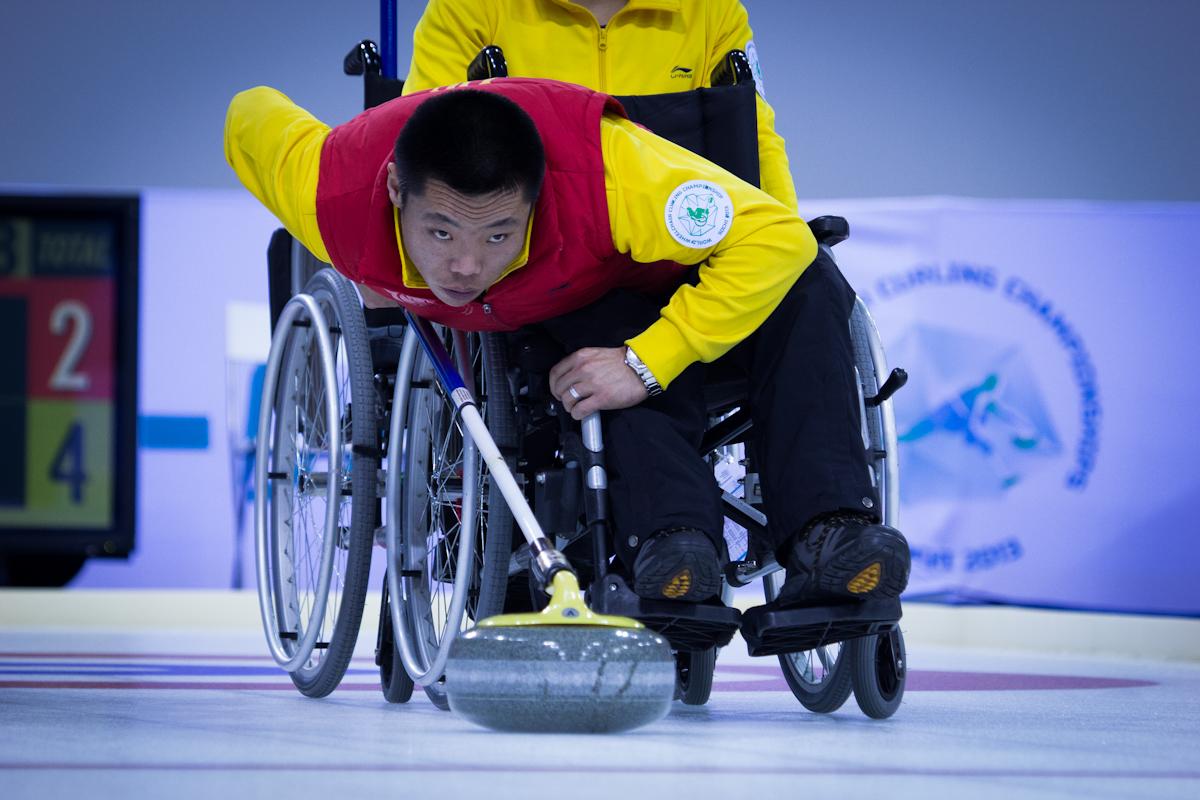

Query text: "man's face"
[391, 167, 533, 307]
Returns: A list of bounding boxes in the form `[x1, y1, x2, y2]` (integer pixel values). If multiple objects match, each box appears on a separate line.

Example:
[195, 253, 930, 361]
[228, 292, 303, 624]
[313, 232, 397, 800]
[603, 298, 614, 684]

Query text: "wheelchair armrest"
[808, 215, 849, 247]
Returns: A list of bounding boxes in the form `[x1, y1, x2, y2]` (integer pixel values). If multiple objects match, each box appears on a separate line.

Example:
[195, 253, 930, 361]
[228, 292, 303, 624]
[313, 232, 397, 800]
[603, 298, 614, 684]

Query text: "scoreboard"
[0, 195, 137, 558]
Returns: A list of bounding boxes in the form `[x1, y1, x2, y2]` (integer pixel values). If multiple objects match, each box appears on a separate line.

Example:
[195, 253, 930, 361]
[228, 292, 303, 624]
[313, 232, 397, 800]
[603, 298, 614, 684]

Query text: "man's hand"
[548, 347, 649, 420]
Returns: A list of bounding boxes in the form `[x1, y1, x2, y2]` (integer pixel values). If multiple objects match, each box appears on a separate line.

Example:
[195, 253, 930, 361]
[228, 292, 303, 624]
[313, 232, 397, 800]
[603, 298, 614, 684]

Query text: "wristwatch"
[624, 347, 663, 397]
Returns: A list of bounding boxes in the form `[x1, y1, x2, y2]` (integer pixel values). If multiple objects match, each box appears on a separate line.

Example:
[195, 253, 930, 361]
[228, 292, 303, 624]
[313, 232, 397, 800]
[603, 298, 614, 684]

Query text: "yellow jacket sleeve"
[707, 0, 799, 214]
[224, 86, 331, 262]
[403, 0, 497, 93]
[602, 115, 817, 388]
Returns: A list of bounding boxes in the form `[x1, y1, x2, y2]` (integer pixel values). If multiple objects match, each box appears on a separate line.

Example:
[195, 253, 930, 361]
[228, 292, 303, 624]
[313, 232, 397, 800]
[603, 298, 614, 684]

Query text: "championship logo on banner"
[804, 198, 1200, 616]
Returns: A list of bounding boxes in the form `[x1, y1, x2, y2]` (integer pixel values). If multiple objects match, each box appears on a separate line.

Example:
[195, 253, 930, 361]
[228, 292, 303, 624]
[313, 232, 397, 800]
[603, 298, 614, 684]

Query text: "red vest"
[314, 78, 688, 331]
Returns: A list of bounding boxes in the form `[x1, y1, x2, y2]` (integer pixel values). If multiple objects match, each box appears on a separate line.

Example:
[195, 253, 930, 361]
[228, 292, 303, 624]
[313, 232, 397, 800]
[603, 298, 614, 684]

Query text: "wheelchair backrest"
[613, 84, 760, 188]
[347, 42, 761, 187]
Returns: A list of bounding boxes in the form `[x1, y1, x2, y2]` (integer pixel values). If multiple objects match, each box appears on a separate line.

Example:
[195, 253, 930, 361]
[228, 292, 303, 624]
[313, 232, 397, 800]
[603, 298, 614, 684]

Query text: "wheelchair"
[253, 39, 909, 720]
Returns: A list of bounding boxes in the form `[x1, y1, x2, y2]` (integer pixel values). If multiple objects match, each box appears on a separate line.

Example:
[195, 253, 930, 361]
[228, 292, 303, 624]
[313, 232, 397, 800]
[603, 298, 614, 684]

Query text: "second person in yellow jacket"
[403, 0, 800, 214]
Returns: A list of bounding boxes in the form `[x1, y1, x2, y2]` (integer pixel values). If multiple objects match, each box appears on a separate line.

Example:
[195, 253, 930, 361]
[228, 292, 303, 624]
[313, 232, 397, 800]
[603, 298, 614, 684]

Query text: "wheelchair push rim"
[386, 327, 495, 688]
[254, 294, 343, 673]
[851, 296, 899, 531]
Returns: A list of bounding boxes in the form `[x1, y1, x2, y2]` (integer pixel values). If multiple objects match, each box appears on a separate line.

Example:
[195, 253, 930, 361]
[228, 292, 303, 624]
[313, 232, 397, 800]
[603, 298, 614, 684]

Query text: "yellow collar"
[394, 205, 535, 290]
[548, 0, 682, 15]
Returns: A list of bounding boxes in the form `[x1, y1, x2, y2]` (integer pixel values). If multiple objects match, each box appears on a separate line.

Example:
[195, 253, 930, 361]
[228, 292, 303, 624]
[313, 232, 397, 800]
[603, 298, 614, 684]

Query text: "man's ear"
[386, 163, 403, 209]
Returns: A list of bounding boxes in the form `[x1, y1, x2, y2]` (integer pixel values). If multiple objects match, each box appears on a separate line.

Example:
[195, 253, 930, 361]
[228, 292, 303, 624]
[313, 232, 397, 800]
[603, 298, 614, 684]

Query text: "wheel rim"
[408, 367, 471, 659]
[254, 294, 341, 672]
[392, 329, 494, 686]
[874, 630, 905, 701]
[764, 571, 845, 691]
[277, 289, 358, 682]
[781, 641, 844, 689]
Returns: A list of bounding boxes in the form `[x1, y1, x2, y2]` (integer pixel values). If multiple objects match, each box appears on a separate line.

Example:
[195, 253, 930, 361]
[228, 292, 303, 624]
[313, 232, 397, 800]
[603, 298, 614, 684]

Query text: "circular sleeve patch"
[664, 180, 734, 249]
[746, 40, 766, 99]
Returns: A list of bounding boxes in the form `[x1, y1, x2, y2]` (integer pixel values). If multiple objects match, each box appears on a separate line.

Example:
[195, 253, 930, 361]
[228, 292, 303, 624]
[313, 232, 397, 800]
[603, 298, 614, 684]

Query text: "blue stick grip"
[407, 312, 469, 399]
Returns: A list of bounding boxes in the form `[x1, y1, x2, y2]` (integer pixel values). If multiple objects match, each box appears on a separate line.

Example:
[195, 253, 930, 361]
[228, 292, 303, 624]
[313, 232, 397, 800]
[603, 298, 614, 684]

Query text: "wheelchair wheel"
[377, 572, 415, 704]
[254, 268, 378, 698]
[850, 627, 907, 719]
[764, 572, 854, 713]
[387, 328, 515, 709]
[847, 298, 906, 719]
[675, 647, 716, 706]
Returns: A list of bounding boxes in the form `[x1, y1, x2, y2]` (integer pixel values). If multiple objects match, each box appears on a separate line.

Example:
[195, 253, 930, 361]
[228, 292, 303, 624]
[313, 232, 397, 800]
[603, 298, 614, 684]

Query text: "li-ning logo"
[670, 65, 693, 79]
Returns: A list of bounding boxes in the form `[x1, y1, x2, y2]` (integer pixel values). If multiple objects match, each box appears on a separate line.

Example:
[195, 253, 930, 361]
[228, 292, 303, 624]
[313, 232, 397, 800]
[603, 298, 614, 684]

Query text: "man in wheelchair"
[225, 75, 910, 649]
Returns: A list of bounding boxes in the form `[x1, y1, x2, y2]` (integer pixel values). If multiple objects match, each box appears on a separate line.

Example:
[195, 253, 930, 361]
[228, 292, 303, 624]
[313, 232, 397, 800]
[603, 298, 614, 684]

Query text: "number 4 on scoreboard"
[50, 422, 87, 504]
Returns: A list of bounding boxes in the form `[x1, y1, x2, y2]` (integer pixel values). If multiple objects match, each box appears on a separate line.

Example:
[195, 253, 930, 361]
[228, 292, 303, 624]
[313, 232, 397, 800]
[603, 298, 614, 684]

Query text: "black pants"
[538, 250, 878, 567]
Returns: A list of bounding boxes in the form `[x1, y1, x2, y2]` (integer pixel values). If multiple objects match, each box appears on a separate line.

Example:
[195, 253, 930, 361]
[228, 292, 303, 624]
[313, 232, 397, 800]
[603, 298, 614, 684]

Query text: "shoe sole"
[820, 527, 910, 601]
[633, 545, 722, 603]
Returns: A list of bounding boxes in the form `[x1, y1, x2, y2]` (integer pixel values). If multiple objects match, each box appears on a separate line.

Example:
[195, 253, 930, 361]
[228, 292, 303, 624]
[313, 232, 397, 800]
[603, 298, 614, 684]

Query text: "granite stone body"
[445, 625, 675, 733]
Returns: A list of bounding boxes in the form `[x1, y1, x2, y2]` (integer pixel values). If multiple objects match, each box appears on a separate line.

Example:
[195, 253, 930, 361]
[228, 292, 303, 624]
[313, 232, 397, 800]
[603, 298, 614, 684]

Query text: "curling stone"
[445, 571, 675, 733]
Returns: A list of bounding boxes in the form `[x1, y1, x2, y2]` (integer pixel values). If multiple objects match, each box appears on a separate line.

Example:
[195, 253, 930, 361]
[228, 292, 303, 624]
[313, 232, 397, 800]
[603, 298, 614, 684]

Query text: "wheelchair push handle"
[867, 367, 908, 407]
[467, 45, 508, 80]
[711, 49, 753, 88]
[344, 39, 381, 76]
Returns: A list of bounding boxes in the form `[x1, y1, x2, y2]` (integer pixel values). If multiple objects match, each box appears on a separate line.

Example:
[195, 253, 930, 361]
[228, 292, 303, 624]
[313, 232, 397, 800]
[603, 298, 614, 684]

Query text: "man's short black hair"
[393, 89, 545, 203]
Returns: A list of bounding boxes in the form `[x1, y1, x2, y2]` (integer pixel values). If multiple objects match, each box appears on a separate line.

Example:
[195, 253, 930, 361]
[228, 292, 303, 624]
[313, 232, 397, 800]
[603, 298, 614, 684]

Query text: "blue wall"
[2, 0, 1198, 200]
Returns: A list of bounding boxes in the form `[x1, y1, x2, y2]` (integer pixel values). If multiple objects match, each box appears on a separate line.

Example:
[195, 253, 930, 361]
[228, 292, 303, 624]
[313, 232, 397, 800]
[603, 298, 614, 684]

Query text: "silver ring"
[568, 385, 582, 401]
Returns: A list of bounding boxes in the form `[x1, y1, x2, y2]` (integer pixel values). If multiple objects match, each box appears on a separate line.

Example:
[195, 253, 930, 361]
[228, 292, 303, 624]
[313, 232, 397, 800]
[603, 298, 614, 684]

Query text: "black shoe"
[631, 528, 722, 603]
[775, 513, 910, 609]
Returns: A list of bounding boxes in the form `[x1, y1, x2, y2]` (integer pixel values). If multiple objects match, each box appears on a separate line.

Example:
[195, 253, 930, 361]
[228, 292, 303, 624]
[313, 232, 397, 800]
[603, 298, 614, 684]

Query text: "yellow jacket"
[403, 0, 799, 214]
[225, 85, 815, 387]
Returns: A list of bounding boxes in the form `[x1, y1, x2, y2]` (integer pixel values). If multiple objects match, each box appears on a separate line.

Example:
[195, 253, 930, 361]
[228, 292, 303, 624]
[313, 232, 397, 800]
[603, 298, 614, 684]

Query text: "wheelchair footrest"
[741, 597, 902, 657]
[590, 575, 742, 651]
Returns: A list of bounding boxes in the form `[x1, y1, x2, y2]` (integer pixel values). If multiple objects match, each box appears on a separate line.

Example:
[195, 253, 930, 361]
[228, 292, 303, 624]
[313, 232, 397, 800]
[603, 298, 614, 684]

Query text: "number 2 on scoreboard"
[49, 300, 93, 392]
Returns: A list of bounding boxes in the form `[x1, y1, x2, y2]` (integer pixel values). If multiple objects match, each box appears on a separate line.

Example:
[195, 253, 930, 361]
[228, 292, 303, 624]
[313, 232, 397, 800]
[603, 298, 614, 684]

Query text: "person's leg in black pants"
[725, 250, 878, 548]
[719, 250, 910, 606]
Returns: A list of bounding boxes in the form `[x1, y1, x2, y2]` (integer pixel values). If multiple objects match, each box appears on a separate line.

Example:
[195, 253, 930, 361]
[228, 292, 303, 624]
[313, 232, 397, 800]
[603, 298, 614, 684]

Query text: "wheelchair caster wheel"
[675, 648, 716, 706]
[377, 574, 414, 704]
[849, 627, 906, 719]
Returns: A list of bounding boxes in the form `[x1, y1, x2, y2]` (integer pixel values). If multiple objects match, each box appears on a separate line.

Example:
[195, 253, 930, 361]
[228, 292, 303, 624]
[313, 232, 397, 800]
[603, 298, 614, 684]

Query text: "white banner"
[794, 198, 1200, 615]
